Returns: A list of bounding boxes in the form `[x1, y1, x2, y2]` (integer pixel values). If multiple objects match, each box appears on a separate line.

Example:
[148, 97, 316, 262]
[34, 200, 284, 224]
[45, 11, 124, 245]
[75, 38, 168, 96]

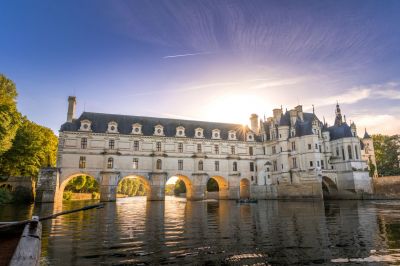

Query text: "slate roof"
[363, 129, 371, 139]
[60, 112, 257, 141]
[327, 123, 354, 141]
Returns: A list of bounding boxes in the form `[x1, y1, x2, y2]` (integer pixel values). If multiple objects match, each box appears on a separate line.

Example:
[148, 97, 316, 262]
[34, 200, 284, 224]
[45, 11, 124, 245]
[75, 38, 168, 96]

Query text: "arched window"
[156, 159, 162, 170]
[198, 160, 203, 171]
[107, 158, 113, 169]
[348, 145, 353, 160]
[233, 161, 238, 171]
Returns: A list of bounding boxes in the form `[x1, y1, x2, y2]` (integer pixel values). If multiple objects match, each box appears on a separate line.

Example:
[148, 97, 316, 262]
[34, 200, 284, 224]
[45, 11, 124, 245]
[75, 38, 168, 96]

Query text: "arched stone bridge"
[35, 167, 252, 203]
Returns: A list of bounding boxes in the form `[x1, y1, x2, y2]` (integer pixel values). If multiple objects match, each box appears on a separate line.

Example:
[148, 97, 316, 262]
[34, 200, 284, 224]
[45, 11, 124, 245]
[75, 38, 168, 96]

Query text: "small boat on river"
[0, 217, 42, 266]
[236, 198, 258, 204]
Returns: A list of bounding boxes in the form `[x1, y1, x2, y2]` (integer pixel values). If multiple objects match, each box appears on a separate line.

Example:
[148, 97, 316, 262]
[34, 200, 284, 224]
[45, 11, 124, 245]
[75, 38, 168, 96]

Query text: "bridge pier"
[189, 173, 208, 201]
[99, 171, 119, 202]
[148, 172, 167, 201]
[35, 168, 61, 203]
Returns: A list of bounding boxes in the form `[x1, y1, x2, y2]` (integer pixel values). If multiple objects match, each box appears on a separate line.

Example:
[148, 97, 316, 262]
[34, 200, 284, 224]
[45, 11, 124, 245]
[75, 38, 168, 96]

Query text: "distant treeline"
[373, 134, 400, 177]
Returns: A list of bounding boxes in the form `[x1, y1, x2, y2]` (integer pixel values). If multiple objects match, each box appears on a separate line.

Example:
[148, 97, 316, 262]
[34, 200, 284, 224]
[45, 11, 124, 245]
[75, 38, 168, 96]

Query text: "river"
[1, 197, 400, 265]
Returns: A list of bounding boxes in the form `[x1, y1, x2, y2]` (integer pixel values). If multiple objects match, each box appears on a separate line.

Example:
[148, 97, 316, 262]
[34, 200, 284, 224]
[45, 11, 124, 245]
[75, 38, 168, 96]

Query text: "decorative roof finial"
[312, 104, 315, 114]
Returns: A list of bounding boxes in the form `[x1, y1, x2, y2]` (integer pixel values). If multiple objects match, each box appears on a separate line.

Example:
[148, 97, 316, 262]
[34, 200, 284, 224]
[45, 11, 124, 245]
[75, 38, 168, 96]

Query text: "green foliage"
[207, 178, 219, 192]
[373, 134, 400, 176]
[63, 191, 72, 200]
[369, 161, 376, 177]
[0, 74, 21, 155]
[165, 184, 175, 195]
[117, 178, 146, 196]
[174, 180, 186, 196]
[0, 187, 13, 204]
[0, 118, 58, 178]
[64, 175, 99, 193]
[12, 186, 34, 203]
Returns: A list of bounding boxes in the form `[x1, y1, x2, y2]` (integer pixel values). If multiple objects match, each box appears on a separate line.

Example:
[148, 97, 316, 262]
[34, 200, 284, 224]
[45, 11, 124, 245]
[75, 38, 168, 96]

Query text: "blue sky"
[1, 0, 400, 135]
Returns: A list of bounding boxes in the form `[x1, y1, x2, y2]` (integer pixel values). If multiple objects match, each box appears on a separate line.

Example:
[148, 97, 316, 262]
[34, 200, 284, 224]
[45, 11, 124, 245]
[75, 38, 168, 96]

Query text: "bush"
[91, 192, 99, 199]
[0, 187, 13, 204]
[63, 191, 72, 201]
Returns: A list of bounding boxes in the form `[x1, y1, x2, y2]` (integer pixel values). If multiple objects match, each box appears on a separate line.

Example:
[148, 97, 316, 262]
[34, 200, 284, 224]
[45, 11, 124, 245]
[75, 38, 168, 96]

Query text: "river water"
[1, 197, 400, 265]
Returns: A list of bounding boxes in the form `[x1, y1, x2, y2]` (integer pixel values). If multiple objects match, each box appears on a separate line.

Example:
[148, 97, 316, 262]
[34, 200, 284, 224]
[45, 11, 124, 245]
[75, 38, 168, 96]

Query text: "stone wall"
[372, 176, 400, 199]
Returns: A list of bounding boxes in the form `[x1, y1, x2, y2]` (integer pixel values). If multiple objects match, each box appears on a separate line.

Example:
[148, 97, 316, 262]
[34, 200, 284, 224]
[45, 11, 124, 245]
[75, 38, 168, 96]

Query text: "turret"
[350, 122, 357, 137]
[67, 96, 76, 122]
[334, 102, 343, 126]
[249, 113, 259, 134]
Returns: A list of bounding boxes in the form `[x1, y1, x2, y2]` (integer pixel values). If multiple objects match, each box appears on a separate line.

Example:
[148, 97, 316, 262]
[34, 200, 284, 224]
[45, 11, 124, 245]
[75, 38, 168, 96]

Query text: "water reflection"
[1, 199, 400, 265]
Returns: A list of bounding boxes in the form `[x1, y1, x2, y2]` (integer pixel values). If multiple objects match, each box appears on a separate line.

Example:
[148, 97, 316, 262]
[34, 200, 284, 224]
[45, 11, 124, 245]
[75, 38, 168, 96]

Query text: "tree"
[0, 74, 21, 155]
[0, 117, 58, 178]
[207, 178, 219, 192]
[373, 134, 400, 176]
[174, 180, 186, 196]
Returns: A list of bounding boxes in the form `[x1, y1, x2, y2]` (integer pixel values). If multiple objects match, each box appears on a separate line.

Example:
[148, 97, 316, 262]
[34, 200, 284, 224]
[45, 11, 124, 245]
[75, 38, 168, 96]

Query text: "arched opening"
[117, 175, 151, 201]
[165, 175, 193, 200]
[61, 174, 100, 201]
[321, 176, 338, 200]
[207, 176, 229, 200]
[239, 178, 251, 199]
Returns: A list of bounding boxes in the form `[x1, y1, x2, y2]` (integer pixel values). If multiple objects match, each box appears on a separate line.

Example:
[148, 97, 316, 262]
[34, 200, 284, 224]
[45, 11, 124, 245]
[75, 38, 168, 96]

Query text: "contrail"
[163, 51, 212, 59]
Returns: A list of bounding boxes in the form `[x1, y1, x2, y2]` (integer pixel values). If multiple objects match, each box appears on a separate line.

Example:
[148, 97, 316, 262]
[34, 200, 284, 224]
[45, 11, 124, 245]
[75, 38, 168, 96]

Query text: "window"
[178, 160, 183, 170]
[197, 143, 202, 153]
[291, 142, 296, 151]
[321, 160, 324, 169]
[215, 161, 219, 171]
[348, 145, 353, 160]
[156, 159, 162, 170]
[317, 161, 320, 167]
[249, 146, 253, 156]
[233, 161, 238, 171]
[81, 138, 87, 149]
[355, 145, 359, 159]
[319, 145, 322, 153]
[309, 161, 313, 167]
[342, 147, 345, 160]
[336, 147, 340, 156]
[273, 160, 277, 171]
[109, 139, 115, 149]
[272, 146, 276, 154]
[250, 162, 254, 172]
[292, 157, 297, 168]
[133, 158, 138, 169]
[79, 156, 86, 168]
[156, 142, 162, 152]
[263, 147, 266, 155]
[231, 146, 235, 155]
[315, 144, 318, 149]
[198, 160, 203, 171]
[279, 134, 282, 139]
[214, 145, 219, 154]
[308, 144, 312, 150]
[178, 143, 183, 153]
[107, 158, 113, 169]
[133, 140, 139, 151]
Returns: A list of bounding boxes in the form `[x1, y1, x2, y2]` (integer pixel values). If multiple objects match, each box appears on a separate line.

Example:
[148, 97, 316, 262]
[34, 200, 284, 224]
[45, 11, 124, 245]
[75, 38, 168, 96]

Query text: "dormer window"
[176, 126, 185, 137]
[79, 119, 92, 131]
[212, 129, 221, 139]
[291, 129, 296, 138]
[195, 128, 204, 138]
[154, 125, 164, 136]
[246, 132, 255, 141]
[132, 123, 142, 134]
[228, 130, 237, 140]
[107, 121, 118, 133]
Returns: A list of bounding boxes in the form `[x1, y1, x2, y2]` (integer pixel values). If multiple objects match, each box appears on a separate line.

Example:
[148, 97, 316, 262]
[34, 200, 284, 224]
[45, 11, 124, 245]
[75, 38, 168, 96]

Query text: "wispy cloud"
[163, 51, 213, 59]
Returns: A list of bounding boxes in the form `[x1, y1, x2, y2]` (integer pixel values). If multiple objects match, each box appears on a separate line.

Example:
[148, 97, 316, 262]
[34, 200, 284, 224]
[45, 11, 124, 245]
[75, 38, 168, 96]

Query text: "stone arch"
[59, 172, 100, 201]
[239, 178, 251, 199]
[321, 176, 338, 199]
[207, 176, 229, 199]
[117, 175, 152, 200]
[167, 174, 194, 200]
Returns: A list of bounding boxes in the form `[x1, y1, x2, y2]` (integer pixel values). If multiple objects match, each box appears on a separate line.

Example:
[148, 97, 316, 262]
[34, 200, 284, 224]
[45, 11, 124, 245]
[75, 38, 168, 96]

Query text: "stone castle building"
[36, 97, 374, 202]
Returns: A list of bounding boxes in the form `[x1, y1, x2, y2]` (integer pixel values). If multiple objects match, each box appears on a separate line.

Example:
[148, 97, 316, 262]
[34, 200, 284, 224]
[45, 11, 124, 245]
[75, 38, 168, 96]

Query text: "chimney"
[272, 108, 283, 123]
[67, 96, 76, 122]
[249, 113, 259, 133]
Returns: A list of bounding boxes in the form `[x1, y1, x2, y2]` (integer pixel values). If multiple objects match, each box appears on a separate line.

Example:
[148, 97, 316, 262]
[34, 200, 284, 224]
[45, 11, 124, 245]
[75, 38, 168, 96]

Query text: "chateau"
[36, 96, 376, 202]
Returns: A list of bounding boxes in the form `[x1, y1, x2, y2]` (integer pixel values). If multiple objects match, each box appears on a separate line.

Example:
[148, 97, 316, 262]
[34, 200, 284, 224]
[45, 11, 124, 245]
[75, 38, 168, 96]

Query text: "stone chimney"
[67, 96, 76, 122]
[295, 105, 304, 121]
[249, 113, 259, 133]
[289, 109, 297, 125]
[272, 108, 283, 123]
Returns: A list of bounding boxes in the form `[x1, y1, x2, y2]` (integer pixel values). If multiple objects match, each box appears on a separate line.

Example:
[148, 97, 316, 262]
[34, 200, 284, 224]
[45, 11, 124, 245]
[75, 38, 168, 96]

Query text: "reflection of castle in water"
[36, 199, 399, 265]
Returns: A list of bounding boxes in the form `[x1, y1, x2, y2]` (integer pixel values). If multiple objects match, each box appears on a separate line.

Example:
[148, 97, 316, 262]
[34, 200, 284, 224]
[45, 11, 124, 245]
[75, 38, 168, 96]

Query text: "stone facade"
[35, 97, 374, 202]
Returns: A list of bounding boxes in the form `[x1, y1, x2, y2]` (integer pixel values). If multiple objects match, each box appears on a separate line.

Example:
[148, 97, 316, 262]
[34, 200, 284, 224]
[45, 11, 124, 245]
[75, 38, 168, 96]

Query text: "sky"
[1, 0, 400, 136]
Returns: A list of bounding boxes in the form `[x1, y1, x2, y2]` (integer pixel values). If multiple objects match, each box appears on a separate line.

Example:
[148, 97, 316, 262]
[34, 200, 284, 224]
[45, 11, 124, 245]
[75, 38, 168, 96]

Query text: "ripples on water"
[1, 197, 400, 265]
